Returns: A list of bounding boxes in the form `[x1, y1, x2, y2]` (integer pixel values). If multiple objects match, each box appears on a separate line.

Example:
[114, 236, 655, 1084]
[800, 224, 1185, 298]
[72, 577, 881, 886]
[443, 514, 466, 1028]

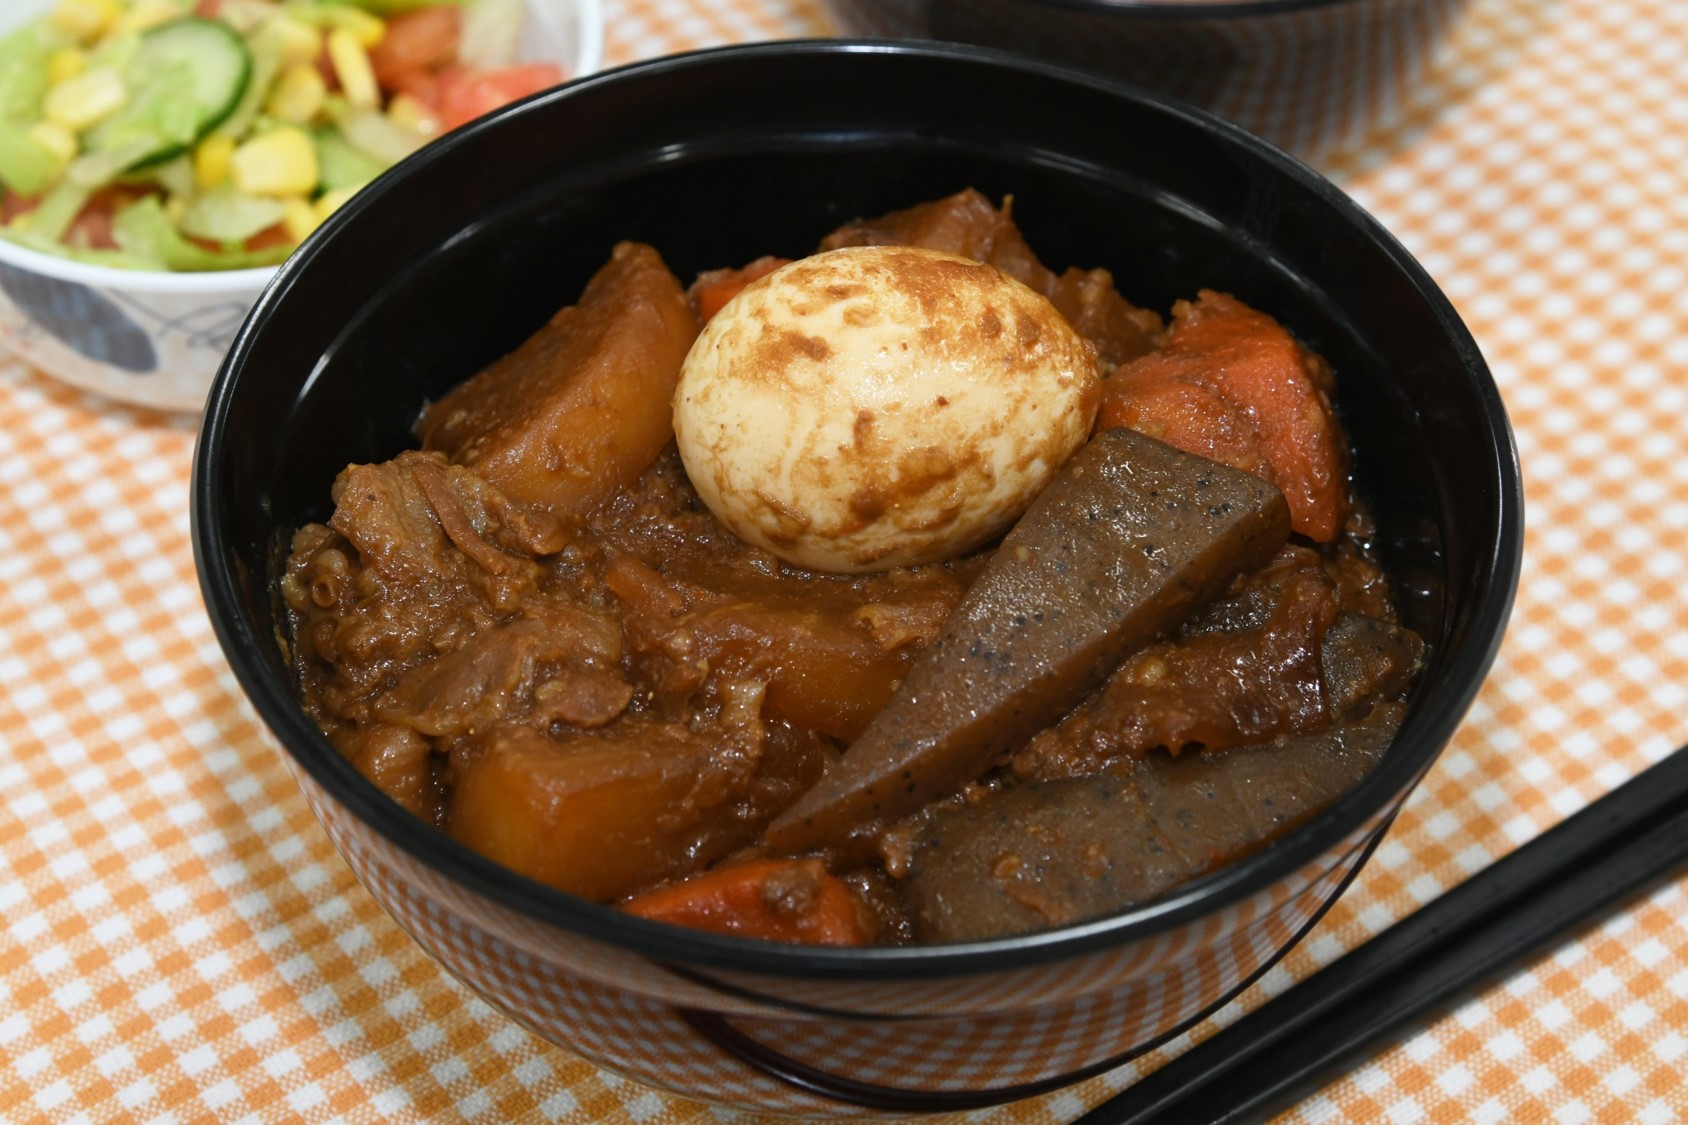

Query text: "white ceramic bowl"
[0, 0, 603, 413]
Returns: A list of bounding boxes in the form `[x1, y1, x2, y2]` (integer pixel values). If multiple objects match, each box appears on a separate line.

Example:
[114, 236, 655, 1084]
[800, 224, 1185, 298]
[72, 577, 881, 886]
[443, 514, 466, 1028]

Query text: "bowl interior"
[197, 42, 1519, 970]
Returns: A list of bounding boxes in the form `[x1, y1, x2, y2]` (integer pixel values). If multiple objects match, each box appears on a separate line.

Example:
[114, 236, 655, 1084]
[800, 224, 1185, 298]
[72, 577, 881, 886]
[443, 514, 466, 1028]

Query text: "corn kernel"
[47, 48, 88, 86]
[49, 0, 120, 42]
[194, 133, 236, 190]
[312, 181, 361, 219]
[164, 194, 188, 223]
[281, 195, 320, 242]
[229, 126, 319, 197]
[317, 6, 385, 49]
[326, 28, 379, 111]
[385, 93, 440, 138]
[43, 67, 126, 132]
[273, 16, 324, 69]
[313, 184, 361, 222]
[110, 0, 185, 36]
[265, 64, 328, 125]
[27, 122, 79, 166]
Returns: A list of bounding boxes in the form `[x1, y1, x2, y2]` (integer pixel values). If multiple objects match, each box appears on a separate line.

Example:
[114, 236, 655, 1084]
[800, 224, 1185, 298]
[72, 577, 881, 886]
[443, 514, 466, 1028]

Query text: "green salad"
[0, 0, 565, 270]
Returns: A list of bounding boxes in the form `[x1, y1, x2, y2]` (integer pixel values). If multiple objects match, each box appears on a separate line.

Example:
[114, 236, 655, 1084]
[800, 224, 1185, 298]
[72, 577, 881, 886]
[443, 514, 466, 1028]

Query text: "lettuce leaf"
[0, 121, 61, 197]
[113, 194, 292, 271]
[0, 23, 60, 125]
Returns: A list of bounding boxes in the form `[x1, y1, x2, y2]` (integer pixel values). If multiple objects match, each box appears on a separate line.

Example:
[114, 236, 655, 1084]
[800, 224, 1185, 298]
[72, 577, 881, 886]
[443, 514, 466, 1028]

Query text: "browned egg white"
[672, 245, 1103, 572]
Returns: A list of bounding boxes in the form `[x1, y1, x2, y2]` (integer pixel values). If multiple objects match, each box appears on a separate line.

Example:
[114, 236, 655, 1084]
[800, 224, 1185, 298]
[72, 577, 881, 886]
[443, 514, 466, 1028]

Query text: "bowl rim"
[194, 37, 1524, 981]
[876, 0, 1382, 20]
[0, 0, 606, 295]
[0, 237, 279, 294]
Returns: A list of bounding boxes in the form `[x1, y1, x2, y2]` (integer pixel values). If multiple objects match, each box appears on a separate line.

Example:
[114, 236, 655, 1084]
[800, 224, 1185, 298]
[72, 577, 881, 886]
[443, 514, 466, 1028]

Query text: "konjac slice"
[905, 703, 1406, 941]
[417, 241, 699, 518]
[765, 427, 1292, 855]
[1322, 611, 1426, 720]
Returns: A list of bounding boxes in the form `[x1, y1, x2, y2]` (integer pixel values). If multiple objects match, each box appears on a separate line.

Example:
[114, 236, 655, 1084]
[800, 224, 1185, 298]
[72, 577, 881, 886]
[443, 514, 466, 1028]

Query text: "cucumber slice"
[211, 18, 283, 142]
[88, 18, 253, 168]
[135, 18, 253, 140]
[177, 184, 286, 244]
[113, 194, 292, 272]
[0, 23, 58, 125]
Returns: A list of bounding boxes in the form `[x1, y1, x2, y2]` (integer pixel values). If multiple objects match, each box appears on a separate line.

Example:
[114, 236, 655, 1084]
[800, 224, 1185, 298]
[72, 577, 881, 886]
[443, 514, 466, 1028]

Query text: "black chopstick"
[1075, 743, 1688, 1125]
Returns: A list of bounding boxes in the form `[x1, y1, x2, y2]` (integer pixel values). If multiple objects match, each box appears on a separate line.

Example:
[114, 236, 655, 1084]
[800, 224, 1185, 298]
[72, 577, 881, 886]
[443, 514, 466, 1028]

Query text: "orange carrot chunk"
[688, 256, 793, 322]
[621, 858, 872, 945]
[1098, 290, 1347, 542]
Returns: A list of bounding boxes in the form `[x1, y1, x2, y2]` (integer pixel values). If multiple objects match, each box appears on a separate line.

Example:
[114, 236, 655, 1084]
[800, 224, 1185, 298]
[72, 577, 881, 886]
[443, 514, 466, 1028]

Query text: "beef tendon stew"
[280, 189, 1425, 946]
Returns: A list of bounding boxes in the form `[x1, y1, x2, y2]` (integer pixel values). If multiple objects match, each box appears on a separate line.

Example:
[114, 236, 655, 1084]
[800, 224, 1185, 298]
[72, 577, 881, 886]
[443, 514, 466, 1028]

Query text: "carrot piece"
[1097, 290, 1347, 542]
[688, 256, 792, 322]
[621, 858, 872, 945]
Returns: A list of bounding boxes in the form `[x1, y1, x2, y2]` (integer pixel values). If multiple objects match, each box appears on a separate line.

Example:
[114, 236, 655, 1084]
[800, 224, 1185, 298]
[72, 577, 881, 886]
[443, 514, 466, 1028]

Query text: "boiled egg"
[673, 245, 1102, 573]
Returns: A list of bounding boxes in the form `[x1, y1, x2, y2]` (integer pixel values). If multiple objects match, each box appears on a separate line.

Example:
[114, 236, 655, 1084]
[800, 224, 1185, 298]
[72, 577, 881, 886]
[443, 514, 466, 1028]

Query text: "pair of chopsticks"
[1077, 744, 1688, 1124]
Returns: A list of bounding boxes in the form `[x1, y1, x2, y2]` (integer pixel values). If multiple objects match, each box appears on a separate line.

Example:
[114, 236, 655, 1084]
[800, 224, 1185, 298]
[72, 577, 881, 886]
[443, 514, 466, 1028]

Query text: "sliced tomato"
[370, 6, 462, 90]
[436, 63, 566, 130]
[65, 207, 117, 251]
[2, 190, 39, 225]
[387, 67, 443, 110]
[245, 223, 295, 252]
[64, 187, 153, 252]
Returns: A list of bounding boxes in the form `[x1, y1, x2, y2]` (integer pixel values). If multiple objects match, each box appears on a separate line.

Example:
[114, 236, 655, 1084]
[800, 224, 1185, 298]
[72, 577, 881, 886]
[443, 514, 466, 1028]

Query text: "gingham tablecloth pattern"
[3, 0, 1686, 1120]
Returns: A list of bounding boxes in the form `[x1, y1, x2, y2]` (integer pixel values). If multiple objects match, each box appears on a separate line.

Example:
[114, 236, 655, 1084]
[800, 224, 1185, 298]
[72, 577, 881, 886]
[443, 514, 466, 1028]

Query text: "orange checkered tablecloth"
[2, 0, 1685, 1120]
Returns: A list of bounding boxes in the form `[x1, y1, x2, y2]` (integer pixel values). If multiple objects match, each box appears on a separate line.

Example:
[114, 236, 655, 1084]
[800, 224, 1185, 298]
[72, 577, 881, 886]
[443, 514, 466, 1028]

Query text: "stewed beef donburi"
[281, 190, 1423, 945]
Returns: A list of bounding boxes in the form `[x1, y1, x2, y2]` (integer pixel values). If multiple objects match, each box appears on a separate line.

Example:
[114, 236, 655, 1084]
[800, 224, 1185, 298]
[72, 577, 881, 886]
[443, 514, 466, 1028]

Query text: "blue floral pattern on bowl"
[0, 262, 269, 413]
[0, 262, 157, 373]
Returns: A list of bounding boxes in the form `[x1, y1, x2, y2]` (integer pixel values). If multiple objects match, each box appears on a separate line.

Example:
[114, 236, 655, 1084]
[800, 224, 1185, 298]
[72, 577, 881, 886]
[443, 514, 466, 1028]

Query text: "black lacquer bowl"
[192, 42, 1521, 1117]
[821, 0, 1472, 160]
